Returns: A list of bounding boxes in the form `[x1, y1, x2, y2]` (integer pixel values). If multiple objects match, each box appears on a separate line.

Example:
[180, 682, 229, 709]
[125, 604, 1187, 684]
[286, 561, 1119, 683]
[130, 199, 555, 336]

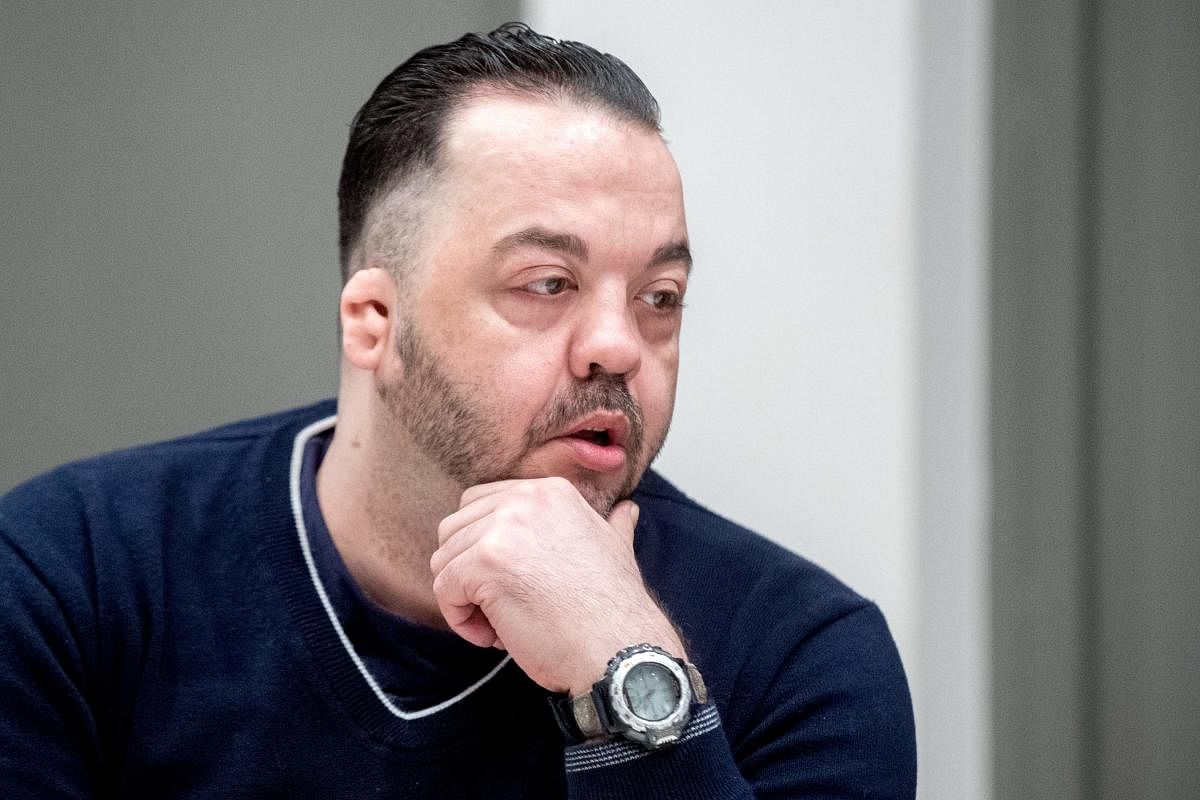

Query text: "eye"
[525, 276, 572, 296]
[638, 288, 685, 311]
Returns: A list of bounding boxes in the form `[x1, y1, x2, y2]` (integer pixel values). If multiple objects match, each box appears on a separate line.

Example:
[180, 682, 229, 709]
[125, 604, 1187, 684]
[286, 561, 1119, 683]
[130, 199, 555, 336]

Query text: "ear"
[339, 267, 396, 373]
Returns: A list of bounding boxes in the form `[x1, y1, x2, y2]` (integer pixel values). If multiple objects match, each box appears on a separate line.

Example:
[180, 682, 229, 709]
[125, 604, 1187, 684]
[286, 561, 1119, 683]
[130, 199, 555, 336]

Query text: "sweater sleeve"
[563, 704, 752, 799]
[0, 477, 105, 798]
[561, 603, 917, 800]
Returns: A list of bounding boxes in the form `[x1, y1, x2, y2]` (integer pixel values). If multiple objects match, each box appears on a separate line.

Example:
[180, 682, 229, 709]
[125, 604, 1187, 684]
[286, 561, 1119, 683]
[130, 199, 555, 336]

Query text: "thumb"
[609, 499, 640, 545]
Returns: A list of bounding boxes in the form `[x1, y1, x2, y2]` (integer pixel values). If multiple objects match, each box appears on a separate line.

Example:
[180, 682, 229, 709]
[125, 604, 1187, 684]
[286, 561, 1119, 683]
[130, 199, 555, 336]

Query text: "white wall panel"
[526, 0, 919, 711]
[522, 3, 990, 798]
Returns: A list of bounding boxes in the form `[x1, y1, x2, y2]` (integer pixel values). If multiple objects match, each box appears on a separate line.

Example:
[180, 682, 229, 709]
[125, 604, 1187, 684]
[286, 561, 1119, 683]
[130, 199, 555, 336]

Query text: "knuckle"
[493, 505, 523, 529]
[494, 504, 517, 523]
[431, 566, 451, 596]
[478, 532, 515, 565]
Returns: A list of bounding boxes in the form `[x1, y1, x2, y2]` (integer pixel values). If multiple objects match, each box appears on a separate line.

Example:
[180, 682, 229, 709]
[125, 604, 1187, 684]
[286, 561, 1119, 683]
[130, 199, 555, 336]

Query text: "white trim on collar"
[288, 414, 512, 721]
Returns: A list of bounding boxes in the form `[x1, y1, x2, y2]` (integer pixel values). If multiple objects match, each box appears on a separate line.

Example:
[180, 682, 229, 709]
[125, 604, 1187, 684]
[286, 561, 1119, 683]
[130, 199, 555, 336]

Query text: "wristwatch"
[551, 643, 708, 750]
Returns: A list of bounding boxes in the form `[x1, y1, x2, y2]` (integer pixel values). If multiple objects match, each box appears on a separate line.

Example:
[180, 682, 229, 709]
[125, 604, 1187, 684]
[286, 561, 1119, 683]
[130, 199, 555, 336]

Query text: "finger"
[432, 557, 499, 648]
[608, 499, 640, 547]
[445, 604, 499, 649]
[458, 478, 534, 508]
[430, 515, 491, 575]
[437, 489, 511, 547]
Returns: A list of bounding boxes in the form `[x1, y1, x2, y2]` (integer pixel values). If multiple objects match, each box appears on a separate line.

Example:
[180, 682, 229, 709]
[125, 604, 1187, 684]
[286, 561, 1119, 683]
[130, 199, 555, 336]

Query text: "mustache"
[526, 372, 644, 452]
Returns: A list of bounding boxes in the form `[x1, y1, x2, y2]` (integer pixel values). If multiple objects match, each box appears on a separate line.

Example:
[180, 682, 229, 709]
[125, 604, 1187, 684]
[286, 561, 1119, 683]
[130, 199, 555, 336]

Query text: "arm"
[430, 477, 916, 798]
[562, 604, 915, 800]
[0, 484, 104, 797]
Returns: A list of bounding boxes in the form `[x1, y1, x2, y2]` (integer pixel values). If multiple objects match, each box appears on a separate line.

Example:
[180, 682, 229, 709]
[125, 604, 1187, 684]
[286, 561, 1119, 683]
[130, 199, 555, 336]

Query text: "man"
[0, 23, 916, 798]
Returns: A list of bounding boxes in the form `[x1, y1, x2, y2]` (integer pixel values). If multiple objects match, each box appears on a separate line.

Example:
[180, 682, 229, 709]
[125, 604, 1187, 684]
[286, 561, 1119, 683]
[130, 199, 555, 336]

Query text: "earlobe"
[340, 267, 396, 372]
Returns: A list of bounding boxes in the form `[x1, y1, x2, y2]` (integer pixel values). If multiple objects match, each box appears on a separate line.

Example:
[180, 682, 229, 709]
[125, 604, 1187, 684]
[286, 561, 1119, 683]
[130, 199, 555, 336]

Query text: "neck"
[315, 395, 462, 629]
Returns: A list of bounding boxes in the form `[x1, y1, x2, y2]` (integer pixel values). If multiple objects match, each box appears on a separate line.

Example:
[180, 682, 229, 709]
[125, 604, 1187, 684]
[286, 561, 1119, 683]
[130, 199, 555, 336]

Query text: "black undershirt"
[298, 430, 505, 711]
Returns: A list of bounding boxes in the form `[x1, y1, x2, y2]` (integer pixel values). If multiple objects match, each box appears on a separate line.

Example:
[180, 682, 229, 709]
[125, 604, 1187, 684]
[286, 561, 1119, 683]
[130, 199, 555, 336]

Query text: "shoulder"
[2, 399, 335, 517]
[0, 398, 335, 585]
[632, 470, 870, 629]
[632, 471, 915, 792]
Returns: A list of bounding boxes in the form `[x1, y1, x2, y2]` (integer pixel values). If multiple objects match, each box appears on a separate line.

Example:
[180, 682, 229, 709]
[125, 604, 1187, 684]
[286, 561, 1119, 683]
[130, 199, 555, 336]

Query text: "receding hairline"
[348, 84, 667, 280]
[453, 80, 662, 131]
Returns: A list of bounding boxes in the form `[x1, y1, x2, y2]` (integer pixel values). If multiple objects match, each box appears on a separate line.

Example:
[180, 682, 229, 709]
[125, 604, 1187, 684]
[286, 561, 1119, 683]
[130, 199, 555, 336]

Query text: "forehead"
[443, 91, 661, 164]
[434, 92, 686, 232]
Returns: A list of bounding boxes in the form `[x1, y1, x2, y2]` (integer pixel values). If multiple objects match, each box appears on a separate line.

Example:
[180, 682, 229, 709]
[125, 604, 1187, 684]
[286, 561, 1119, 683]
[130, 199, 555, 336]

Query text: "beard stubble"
[381, 324, 664, 515]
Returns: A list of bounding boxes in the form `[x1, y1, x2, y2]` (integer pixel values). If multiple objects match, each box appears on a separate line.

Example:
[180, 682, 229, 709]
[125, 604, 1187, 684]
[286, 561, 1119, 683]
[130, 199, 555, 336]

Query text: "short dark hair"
[336, 22, 662, 282]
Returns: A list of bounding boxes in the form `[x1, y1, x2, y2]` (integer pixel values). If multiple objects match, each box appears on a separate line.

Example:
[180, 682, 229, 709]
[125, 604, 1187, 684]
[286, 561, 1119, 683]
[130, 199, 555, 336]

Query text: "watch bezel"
[605, 648, 693, 748]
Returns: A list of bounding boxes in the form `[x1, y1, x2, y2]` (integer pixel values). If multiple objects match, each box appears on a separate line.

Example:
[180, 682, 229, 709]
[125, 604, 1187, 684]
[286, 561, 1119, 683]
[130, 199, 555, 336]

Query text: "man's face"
[381, 93, 689, 514]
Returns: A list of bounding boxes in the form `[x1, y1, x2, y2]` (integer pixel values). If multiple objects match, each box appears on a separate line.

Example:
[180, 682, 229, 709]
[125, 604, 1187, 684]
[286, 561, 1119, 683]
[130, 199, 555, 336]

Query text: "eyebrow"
[650, 240, 693, 273]
[493, 227, 588, 261]
[494, 225, 692, 273]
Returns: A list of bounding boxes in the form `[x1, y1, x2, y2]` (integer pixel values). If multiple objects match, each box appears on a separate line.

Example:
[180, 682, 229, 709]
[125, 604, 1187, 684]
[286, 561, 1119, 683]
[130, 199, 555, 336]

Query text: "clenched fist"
[429, 476, 686, 696]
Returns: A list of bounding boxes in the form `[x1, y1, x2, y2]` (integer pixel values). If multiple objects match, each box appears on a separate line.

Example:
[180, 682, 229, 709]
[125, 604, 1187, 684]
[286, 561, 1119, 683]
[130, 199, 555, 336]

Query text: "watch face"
[622, 661, 682, 721]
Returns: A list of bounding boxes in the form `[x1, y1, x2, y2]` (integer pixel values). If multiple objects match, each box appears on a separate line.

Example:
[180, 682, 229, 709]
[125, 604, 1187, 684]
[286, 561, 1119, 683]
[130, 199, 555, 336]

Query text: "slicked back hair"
[336, 22, 662, 283]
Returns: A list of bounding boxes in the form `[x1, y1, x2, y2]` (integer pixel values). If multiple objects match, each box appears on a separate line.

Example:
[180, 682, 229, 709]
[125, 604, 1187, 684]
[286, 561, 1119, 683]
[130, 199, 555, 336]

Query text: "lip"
[548, 411, 631, 472]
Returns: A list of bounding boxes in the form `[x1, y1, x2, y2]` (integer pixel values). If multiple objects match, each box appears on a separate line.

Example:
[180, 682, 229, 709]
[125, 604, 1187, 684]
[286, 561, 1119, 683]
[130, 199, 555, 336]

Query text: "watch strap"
[686, 662, 709, 705]
[548, 693, 586, 743]
[575, 691, 608, 738]
[548, 690, 608, 743]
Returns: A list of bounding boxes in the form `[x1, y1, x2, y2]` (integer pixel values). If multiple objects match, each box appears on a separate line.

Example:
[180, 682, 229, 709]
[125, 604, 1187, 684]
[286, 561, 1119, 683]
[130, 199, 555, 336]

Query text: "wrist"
[565, 627, 686, 697]
[552, 643, 709, 750]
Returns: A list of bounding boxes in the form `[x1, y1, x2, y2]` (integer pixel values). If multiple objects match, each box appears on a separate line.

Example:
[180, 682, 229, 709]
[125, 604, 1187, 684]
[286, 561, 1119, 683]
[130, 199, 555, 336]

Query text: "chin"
[576, 466, 645, 517]
[575, 482, 619, 517]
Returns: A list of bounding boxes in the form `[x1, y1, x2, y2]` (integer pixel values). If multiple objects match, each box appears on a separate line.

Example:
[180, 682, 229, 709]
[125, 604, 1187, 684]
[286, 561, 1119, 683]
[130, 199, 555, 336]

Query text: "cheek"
[472, 346, 566, 417]
[633, 352, 680, 426]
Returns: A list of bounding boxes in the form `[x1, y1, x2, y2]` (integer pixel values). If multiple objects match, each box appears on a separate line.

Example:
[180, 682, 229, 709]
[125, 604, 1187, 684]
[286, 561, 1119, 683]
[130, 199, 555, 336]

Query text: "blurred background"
[2, 2, 1196, 798]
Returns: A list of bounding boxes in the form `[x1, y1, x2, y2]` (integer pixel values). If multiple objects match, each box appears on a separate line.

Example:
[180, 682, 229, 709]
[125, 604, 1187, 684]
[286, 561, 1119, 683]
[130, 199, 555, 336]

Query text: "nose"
[568, 291, 642, 380]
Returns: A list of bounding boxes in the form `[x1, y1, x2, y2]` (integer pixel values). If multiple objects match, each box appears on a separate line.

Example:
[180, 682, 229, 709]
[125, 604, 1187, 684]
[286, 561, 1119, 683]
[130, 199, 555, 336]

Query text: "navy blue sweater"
[0, 400, 916, 798]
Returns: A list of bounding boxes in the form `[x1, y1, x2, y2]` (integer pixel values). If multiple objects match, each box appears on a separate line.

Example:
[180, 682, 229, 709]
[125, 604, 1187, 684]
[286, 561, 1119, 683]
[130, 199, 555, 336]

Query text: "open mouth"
[554, 413, 630, 472]
[568, 428, 613, 446]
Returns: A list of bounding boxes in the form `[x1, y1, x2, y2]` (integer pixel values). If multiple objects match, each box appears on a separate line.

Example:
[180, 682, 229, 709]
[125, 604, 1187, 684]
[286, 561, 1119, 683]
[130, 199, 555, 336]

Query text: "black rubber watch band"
[548, 694, 587, 744]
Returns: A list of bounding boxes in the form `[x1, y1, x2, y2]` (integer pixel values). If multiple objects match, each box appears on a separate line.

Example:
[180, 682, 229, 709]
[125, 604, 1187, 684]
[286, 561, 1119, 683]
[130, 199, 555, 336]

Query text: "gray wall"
[916, 2, 992, 797]
[0, 2, 517, 493]
[992, 0, 1200, 797]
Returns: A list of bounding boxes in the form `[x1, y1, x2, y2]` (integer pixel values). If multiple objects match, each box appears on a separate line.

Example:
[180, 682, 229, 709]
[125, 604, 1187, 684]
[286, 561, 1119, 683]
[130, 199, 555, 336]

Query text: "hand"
[429, 476, 686, 696]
